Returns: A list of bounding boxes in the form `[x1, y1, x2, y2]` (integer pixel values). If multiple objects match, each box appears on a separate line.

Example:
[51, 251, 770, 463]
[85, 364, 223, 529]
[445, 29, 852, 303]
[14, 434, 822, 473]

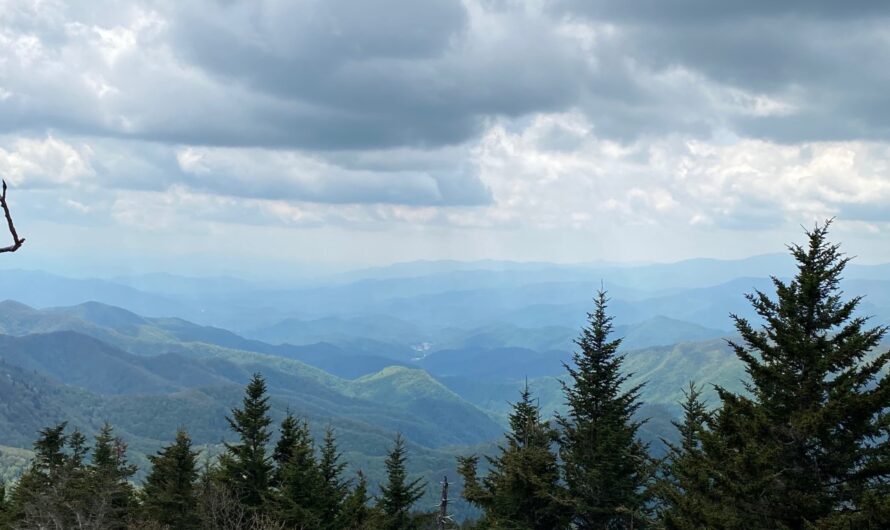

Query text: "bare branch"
[0, 179, 25, 253]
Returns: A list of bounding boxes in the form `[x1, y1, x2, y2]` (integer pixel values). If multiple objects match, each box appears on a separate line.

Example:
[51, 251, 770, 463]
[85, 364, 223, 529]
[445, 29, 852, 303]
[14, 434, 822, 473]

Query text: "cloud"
[5, 0, 890, 151]
[174, 146, 491, 206]
[0, 136, 94, 188]
[553, 0, 890, 142]
[470, 113, 890, 231]
[0, 0, 590, 150]
[2, 0, 890, 266]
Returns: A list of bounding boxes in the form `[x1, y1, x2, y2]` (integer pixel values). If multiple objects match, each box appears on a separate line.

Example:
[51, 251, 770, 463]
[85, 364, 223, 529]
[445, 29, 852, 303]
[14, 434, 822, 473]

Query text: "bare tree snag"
[437, 475, 453, 530]
[0, 179, 25, 253]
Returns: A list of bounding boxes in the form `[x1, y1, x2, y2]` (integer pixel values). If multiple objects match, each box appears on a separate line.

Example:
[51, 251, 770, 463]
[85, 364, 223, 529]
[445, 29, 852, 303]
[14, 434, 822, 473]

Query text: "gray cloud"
[5, 0, 890, 151]
[554, 1, 890, 142]
[553, 0, 890, 23]
[0, 0, 592, 150]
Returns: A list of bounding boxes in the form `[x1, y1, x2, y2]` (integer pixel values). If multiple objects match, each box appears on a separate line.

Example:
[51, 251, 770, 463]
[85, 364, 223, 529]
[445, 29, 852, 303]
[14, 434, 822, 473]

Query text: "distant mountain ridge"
[1, 255, 889, 334]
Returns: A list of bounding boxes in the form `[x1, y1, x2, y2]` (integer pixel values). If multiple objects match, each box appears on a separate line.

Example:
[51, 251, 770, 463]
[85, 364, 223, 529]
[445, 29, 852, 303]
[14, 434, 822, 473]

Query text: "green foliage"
[698, 221, 890, 528]
[89, 423, 138, 529]
[557, 289, 654, 529]
[3, 223, 890, 528]
[218, 372, 274, 509]
[268, 412, 324, 528]
[458, 385, 568, 529]
[141, 429, 200, 529]
[337, 470, 376, 529]
[654, 383, 726, 529]
[5, 423, 136, 529]
[377, 433, 428, 530]
[318, 426, 350, 528]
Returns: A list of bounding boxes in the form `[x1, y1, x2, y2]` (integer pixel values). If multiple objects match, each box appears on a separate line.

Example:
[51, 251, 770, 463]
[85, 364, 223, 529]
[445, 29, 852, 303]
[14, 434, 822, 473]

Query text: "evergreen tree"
[272, 411, 301, 473]
[702, 221, 890, 528]
[218, 372, 274, 509]
[88, 423, 137, 529]
[318, 426, 350, 529]
[377, 433, 427, 530]
[141, 429, 201, 529]
[337, 470, 374, 530]
[67, 429, 89, 469]
[8, 423, 136, 529]
[34, 423, 68, 473]
[269, 413, 324, 528]
[7, 423, 88, 527]
[458, 385, 568, 529]
[558, 289, 653, 529]
[655, 383, 725, 529]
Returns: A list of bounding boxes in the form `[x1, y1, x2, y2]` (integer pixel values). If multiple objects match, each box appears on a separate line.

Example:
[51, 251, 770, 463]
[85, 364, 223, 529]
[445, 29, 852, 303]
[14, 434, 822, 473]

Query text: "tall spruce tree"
[558, 289, 653, 529]
[218, 373, 274, 510]
[655, 383, 726, 529]
[269, 412, 324, 528]
[141, 429, 201, 529]
[336, 470, 374, 530]
[458, 384, 568, 529]
[701, 221, 890, 528]
[89, 423, 137, 529]
[318, 426, 350, 529]
[377, 433, 427, 530]
[9, 423, 137, 529]
[6, 423, 71, 525]
[272, 411, 301, 475]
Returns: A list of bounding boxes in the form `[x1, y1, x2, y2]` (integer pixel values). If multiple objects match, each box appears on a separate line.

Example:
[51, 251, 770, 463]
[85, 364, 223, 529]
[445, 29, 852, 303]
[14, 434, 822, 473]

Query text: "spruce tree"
[9, 423, 136, 528]
[141, 429, 200, 529]
[458, 385, 568, 529]
[337, 470, 374, 530]
[377, 433, 427, 530]
[702, 221, 890, 527]
[318, 426, 350, 529]
[218, 373, 274, 509]
[269, 412, 324, 528]
[6, 423, 71, 524]
[272, 411, 301, 474]
[558, 289, 653, 529]
[655, 383, 725, 529]
[88, 423, 137, 529]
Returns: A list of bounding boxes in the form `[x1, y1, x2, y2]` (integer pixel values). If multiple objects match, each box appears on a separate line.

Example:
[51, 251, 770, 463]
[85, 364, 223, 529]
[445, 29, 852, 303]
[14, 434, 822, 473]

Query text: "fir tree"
[318, 426, 350, 529]
[458, 384, 568, 529]
[558, 289, 653, 529]
[378, 433, 427, 530]
[702, 221, 890, 527]
[67, 429, 89, 469]
[141, 429, 201, 529]
[269, 413, 324, 528]
[655, 383, 725, 529]
[9, 423, 136, 529]
[272, 411, 301, 473]
[337, 470, 374, 530]
[218, 372, 274, 509]
[88, 423, 137, 529]
[6, 423, 96, 527]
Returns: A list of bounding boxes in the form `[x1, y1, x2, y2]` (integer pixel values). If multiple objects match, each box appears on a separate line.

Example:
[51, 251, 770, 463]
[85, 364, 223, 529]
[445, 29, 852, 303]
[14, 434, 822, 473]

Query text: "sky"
[2, 0, 890, 276]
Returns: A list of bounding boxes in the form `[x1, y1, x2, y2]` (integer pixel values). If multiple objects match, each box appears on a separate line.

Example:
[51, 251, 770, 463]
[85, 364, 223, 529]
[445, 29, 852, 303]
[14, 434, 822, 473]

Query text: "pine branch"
[0, 179, 25, 253]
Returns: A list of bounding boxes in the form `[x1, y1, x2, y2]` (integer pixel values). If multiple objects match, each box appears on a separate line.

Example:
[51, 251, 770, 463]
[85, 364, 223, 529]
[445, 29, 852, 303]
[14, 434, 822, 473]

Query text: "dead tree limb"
[437, 475, 453, 530]
[0, 179, 25, 253]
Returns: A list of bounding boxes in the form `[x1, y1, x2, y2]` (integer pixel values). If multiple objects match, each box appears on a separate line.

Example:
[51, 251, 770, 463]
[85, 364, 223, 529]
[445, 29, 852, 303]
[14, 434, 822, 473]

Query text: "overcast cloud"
[2, 0, 890, 273]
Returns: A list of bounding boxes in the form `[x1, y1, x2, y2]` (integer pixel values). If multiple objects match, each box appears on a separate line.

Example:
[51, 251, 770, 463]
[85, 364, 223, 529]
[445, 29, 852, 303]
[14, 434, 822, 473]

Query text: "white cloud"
[469, 113, 890, 232]
[0, 136, 94, 187]
[1, 0, 890, 266]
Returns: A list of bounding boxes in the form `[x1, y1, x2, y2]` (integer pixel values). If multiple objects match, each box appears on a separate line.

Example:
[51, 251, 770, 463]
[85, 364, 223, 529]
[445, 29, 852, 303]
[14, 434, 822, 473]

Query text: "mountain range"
[1, 254, 889, 506]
